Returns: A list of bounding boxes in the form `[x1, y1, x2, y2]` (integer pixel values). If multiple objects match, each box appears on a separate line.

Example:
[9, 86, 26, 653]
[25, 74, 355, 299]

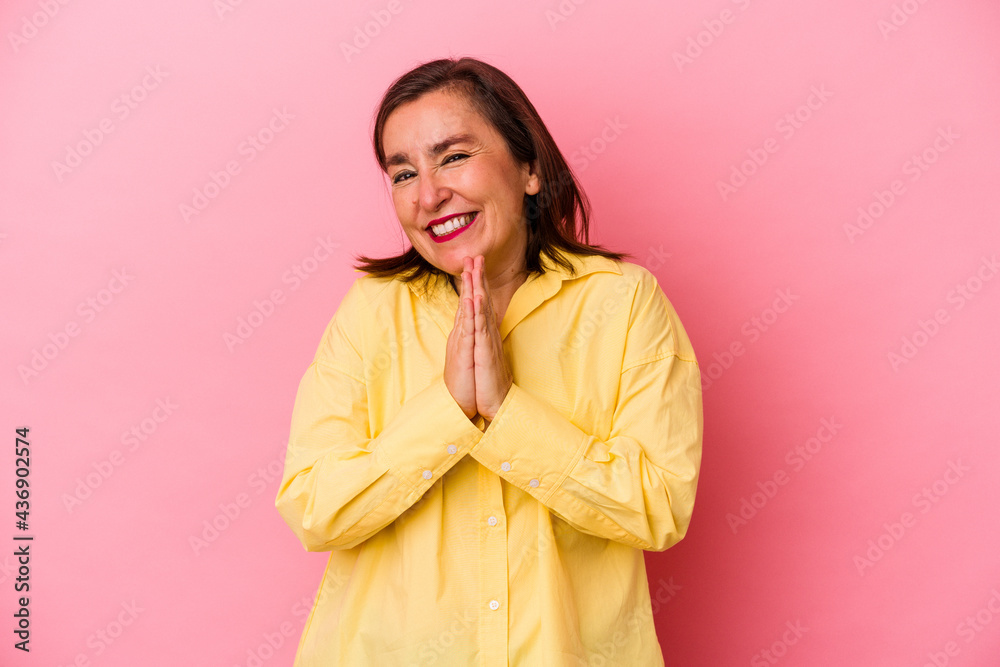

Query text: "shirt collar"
[405, 251, 623, 341]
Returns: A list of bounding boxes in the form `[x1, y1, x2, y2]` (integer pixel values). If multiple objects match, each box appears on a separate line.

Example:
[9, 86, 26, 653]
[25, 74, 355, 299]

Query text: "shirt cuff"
[373, 376, 484, 493]
[470, 382, 589, 504]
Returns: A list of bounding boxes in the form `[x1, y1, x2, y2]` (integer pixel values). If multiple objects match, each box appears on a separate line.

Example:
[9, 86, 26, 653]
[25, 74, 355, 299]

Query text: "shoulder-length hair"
[353, 56, 630, 282]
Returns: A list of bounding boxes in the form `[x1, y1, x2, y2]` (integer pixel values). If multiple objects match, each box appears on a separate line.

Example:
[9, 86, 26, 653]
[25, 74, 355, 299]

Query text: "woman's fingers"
[444, 261, 479, 420]
[471, 255, 511, 421]
[463, 268, 475, 335]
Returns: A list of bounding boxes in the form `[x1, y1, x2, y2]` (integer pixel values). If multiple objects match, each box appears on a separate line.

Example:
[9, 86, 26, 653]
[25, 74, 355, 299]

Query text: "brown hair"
[353, 56, 630, 281]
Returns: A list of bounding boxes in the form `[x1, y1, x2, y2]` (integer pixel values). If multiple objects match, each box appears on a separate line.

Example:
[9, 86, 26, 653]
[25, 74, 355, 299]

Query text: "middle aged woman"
[275, 56, 704, 666]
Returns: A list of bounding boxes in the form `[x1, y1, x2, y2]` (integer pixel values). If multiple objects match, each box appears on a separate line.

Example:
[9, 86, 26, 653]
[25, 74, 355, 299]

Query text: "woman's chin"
[427, 248, 484, 274]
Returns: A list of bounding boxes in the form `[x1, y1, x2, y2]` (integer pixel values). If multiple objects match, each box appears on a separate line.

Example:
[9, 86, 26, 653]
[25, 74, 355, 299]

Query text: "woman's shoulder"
[341, 269, 424, 307]
[558, 251, 661, 293]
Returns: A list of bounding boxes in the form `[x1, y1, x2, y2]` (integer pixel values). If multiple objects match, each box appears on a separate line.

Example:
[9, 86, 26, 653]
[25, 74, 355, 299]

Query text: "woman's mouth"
[428, 212, 477, 242]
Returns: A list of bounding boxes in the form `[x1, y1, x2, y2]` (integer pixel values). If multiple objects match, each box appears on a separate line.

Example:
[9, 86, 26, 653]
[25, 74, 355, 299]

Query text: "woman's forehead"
[384, 90, 493, 155]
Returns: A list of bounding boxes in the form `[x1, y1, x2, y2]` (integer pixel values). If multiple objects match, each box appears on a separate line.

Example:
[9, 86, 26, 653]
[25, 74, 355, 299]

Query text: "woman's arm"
[274, 281, 485, 551]
[469, 275, 703, 552]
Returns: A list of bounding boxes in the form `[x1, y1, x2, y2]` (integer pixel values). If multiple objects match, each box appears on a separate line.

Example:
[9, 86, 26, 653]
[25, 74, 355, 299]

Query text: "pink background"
[3, 1, 999, 665]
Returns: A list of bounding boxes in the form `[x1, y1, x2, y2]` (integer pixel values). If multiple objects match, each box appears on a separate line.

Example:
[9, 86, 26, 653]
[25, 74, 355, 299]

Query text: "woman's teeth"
[430, 213, 475, 237]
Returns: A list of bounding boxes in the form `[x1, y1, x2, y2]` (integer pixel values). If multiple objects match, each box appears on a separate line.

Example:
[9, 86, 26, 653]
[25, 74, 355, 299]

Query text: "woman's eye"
[391, 155, 466, 184]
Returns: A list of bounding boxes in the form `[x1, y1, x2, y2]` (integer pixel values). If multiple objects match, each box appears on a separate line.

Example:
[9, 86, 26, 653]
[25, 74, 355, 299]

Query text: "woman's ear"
[524, 160, 541, 196]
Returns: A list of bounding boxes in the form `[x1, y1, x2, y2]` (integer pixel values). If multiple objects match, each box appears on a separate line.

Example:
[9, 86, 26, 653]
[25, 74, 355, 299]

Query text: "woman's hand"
[470, 255, 513, 421]
[444, 257, 478, 420]
[443, 255, 513, 423]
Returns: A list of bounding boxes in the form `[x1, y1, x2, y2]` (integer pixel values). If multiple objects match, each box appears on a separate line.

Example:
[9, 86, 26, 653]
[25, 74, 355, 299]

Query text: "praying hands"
[443, 255, 513, 423]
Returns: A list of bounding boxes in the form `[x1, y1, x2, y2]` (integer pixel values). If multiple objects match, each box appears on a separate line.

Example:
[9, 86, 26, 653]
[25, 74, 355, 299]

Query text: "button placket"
[478, 460, 508, 656]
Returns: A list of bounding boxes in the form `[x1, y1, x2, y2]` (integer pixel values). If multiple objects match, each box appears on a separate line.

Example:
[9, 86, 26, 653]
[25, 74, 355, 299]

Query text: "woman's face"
[381, 88, 540, 280]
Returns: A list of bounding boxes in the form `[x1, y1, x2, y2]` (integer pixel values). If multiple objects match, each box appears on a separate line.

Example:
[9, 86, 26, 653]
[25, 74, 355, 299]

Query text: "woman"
[275, 57, 703, 666]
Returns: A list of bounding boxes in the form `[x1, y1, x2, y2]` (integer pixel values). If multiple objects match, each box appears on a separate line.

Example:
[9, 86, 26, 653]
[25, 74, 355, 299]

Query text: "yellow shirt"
[275, 250, 703, 666]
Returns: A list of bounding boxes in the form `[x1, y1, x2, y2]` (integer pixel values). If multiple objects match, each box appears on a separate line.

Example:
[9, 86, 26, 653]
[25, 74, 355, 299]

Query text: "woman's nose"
[417, 170, 450, 212]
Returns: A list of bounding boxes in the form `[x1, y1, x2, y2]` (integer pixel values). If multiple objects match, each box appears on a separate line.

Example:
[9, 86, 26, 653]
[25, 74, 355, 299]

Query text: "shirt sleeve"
[274, 280, 485, 552]
[468, 274, 703, 552]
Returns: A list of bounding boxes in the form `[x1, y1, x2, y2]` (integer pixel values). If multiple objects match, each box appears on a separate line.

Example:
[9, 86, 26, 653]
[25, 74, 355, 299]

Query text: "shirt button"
[422, 470, 433, 480]
[500, 462, 511, 472]
[487, 516, 498, 526]
[489, 599, 500, 611]
[529, 478, 539, 488]
[447, 445, 457, 455]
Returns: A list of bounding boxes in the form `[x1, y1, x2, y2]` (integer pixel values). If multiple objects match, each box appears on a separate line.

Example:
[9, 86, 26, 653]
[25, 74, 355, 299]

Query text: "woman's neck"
[450, 266, 528, 327]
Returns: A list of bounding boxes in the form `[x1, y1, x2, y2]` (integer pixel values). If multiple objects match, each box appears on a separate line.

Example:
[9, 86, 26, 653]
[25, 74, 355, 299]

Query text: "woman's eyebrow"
[386, 134, 474, 167]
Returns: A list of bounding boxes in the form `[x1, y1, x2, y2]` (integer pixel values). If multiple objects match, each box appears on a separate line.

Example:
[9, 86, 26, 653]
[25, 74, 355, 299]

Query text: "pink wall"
[4, 1, 999, 664]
